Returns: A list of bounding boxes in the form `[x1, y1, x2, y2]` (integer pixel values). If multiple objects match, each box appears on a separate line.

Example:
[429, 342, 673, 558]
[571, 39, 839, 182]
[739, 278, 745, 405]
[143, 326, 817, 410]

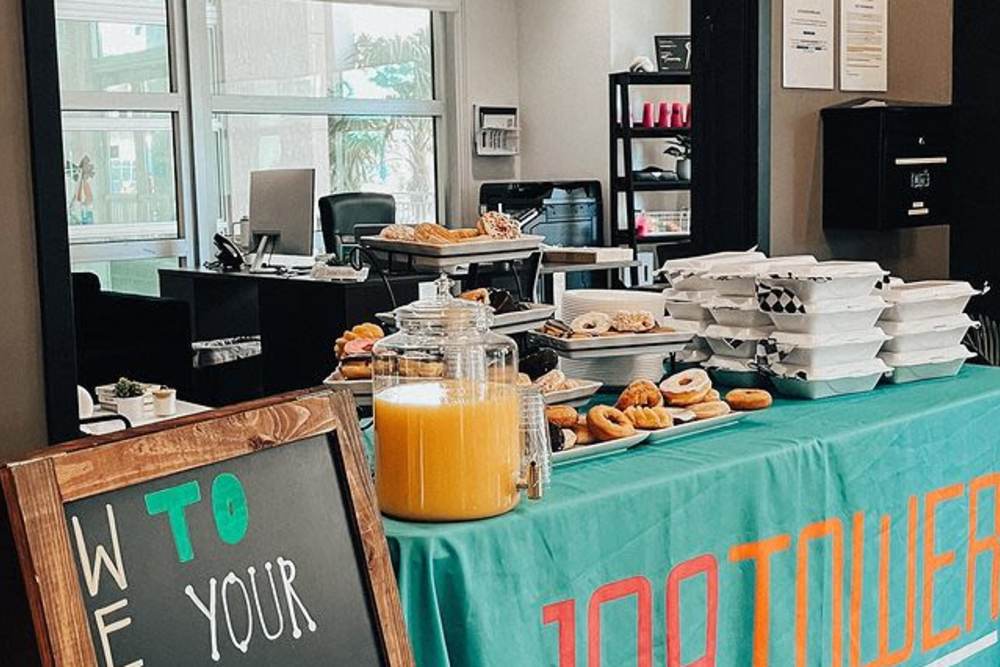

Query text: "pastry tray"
[552, 432, 649, 465]
[542, 381, 603, 405]
[360, 234, 544, 258]
[322, 374, 373, 406]
[644, 411, 748, 444]
[529, 330, 694, 358]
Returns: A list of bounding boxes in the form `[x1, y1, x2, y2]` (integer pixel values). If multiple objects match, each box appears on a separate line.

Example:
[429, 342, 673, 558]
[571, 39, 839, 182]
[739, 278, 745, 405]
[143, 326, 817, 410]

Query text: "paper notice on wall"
[782, 0, 835, 89]
[840, 0, 888, 91]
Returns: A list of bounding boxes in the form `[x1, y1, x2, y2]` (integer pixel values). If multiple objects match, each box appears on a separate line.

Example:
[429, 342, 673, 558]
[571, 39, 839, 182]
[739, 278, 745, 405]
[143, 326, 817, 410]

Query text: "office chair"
[318, 192, 396, 259]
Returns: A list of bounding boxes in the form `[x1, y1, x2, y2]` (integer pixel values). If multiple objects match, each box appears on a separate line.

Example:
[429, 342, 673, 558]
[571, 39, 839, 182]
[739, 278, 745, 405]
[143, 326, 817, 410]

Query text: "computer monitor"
[248, 168, 316, 261]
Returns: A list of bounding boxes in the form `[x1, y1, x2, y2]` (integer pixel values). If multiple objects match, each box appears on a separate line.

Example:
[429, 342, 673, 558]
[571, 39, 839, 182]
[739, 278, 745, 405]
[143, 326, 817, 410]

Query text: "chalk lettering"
[278, 556, 318, 638]
[71, 504, 127, 597]
[185, 578, 221, 662]
[94, 598, 143, 667]
[250, 564, 285, 641]
[222, 572, 253, 654]
[145, 481, 202, 563]
[212, 474, 249, 546]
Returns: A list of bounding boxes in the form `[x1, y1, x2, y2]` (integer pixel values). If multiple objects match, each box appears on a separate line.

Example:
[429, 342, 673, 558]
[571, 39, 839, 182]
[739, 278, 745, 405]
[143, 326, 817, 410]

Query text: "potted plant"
[113, 377, 146, 425]
[664, 136, 692, 182]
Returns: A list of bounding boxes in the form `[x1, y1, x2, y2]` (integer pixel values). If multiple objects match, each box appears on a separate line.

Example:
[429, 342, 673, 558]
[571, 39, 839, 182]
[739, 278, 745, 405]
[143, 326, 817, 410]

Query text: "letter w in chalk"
[145, 474, 249, 563]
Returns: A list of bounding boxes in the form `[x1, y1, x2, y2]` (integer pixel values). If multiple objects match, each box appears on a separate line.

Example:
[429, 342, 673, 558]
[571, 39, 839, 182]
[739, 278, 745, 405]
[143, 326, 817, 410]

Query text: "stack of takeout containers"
[559, 289, 668, 385]
[755, 261, 892, 399]
[660, 251, 766, 371]
[877, 281, 985, 384]
[696, 255, 816, 387]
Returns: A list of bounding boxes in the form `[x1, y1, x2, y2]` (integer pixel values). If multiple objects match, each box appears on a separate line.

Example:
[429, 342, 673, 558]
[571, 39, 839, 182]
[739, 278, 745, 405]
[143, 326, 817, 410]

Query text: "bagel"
[660, 369, 713, 407]
[587, 405, 636, 441]
[725, 389, 773, 411]
[616, 379, 664, 410]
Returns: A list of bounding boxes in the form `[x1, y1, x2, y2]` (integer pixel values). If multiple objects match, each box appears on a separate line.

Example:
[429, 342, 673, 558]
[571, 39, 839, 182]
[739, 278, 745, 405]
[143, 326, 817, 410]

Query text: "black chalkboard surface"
[65, 434, 381, 666]
[1, 390, 413, 666]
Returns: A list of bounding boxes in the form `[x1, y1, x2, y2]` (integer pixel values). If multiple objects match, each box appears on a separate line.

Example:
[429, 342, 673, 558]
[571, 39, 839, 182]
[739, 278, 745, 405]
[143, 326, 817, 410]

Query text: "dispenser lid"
[394, 274, 492, 328]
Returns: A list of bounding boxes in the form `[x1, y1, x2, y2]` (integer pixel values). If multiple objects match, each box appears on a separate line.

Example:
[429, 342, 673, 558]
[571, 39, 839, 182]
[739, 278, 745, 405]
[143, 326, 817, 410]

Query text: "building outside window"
[54, 0, 445, 294]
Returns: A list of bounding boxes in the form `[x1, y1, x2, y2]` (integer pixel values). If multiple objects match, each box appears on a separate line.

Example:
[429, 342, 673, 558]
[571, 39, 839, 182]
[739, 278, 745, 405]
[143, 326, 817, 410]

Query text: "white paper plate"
[644, 411, 749, 444]
[552, 431, 649, 465]
[542, 381, 603, 405]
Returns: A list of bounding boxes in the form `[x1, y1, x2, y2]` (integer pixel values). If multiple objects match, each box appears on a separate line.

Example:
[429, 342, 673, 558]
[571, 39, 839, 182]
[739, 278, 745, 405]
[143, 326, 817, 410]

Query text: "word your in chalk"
[186, 557, 319, 662]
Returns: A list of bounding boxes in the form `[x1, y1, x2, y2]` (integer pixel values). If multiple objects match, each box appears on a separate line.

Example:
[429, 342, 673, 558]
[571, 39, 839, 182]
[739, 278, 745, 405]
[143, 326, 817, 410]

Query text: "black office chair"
[318, 192, 396, 259]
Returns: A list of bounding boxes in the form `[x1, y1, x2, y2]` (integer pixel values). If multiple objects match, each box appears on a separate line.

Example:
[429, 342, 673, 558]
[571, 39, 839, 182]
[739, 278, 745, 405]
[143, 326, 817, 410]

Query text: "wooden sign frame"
[1, 389, 414, 667]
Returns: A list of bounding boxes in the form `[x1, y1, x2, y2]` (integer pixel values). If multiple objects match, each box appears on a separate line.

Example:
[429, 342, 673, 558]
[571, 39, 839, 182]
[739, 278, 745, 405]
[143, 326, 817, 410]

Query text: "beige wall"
[0, 0, 48, 457]
[770, 0, 953, 279]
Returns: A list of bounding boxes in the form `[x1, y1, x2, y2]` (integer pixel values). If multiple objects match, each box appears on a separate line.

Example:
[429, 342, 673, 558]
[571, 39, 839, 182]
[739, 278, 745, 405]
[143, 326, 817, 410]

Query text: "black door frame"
[21, 0, 79, 444]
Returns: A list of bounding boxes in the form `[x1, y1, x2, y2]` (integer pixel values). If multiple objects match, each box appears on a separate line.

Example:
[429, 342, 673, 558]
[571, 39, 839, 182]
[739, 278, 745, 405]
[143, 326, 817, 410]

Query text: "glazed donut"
[476, 211, 520, 239]
[660, 369, 713, 407]
[572, 416, 597, 446]
[534, 369, 567, 394]
[623, 406, 673, 430]
[616, 379, 664, 410]
[570, 312, 612, 335]
[611, 310, 657, 333]
[546, 405, 579, 429]
[725, 389, 773, 411]
[587, 405, 636, 441]
[689, 400, 732, 420]
[706, 389, 721, 402]
[415, 223, 454, 244]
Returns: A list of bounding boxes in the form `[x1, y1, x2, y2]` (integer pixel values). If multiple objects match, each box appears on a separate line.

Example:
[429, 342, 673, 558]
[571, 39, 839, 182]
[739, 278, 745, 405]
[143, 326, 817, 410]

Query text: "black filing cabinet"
[822, 99, 953, 230]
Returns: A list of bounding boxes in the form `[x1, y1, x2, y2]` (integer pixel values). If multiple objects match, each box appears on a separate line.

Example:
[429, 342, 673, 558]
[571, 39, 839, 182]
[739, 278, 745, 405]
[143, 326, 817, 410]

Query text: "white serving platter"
[530, 330, 693, 353]
[541, 380, 603, 405]
[322, 374, 373, 406]
[552, 431, 649, 465]
[644, 411, 749, 444]
[361, 234, 544, 258]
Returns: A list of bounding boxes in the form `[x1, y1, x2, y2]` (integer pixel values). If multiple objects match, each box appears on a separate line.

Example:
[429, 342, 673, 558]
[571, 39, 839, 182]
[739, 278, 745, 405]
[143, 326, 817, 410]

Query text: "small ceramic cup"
[153, 387, 177, 417]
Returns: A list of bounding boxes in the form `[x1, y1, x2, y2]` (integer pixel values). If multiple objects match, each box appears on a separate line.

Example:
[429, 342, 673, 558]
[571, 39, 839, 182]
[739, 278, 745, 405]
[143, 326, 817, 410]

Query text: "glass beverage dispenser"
[372, 276, 544, 521]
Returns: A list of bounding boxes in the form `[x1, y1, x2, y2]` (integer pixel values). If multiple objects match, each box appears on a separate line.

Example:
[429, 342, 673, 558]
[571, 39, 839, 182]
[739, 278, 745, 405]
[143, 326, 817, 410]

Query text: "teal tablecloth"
[382, 366, 1000, 666]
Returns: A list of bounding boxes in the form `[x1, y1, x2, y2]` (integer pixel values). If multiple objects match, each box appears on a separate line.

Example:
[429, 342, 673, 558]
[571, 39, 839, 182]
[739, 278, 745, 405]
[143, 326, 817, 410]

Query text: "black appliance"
[822, 99, 953, 230]
[479, 180, 602, 247]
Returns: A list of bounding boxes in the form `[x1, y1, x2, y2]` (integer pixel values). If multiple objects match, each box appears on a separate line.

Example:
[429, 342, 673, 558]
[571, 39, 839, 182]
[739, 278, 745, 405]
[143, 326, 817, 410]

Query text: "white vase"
[677, 158, 692, 182]
[115, 396, 145, 426]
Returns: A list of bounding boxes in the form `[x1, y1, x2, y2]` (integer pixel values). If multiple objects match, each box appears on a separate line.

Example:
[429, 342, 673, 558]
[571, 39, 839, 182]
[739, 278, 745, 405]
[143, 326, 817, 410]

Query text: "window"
[54, 0, 447, 294]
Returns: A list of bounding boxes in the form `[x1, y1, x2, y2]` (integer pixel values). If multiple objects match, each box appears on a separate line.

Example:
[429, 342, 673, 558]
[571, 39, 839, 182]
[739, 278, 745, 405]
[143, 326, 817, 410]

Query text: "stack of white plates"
[558, 290, 667, 385]
[878, 281, 983, 384]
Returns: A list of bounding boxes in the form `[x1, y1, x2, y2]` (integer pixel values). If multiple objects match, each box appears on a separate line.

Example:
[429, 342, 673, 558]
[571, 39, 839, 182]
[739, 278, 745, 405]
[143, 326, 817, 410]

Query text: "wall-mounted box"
[474, 105, 519, 156]
[822, 99, 953, 230]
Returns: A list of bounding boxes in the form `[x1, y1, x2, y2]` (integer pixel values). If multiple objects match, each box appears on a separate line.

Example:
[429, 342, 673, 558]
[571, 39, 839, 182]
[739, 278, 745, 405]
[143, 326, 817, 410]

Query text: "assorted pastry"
[332, 323, 385, 380]
[539, 310, 673, 339]
[516, 349, 598, 397]
[545, 373, 773, 453]
[459, 287, 529, 315]
[377, 212, 522, 246]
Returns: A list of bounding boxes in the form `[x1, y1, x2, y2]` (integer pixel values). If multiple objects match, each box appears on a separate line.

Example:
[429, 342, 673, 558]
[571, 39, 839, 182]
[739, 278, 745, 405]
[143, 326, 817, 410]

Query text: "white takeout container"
[765, 296, 887, 334]
[704, 324, 774, 359]
[755, 261, 887, 304]
[764, 328, 890, 367]
[879, 281, 985, 322]
[663, 289, 716, 322]
[768, 358, 890, 400]
[879, 314, 978, 353]
[707, 296, 773, 328]
[703, 355, 765, 387]
[658, 251, 767, 291]
[879, 345, 976, 384]
[701, 255, 818, 296]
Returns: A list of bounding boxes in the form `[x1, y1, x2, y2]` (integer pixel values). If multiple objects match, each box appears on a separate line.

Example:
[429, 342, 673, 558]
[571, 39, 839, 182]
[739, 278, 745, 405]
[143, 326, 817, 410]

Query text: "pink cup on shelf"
[657, 102, 670, 128]
[672, 102, 685, 128]
[685, 103, 692, 127]
[641, 102, 655, 128]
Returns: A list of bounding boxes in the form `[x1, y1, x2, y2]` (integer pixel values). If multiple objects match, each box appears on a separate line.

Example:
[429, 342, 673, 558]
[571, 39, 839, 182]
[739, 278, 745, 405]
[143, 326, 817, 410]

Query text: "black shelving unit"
[609, 71, 694, 274]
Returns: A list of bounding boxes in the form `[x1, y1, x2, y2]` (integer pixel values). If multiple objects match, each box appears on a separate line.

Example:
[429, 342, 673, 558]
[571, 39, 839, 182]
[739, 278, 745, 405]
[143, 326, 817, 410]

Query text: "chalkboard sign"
[1, 391, 413, 667]
[654, 35, 692, 72]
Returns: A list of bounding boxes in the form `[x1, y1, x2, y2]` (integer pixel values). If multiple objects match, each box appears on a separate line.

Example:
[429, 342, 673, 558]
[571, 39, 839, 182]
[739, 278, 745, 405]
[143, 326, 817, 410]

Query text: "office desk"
[159, 267, 424, 395]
